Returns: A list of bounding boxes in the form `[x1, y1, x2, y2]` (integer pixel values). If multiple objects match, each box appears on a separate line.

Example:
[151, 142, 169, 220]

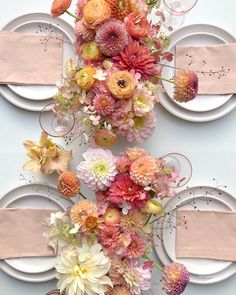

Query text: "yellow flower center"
[133, 116, 144, 129]
[136, 95, 147, 108]
[92, 161, 109, 176]
[101, 98, 108, 105]
[84, 216, 99, 230]
[72, 264, 87, 277]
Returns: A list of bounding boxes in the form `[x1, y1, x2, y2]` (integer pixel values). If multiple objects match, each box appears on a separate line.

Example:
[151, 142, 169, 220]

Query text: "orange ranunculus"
[83, 0, 111, 29]
[125, 12, 150, 39]
[76, 67, 97, 91]
[51, 0, 72, 17]
[107, 71, 136, 99]
[93, 129, 117, 147]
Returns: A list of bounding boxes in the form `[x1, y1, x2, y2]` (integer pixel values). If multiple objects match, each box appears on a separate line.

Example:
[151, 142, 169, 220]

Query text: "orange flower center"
[84, 216, 99, 230]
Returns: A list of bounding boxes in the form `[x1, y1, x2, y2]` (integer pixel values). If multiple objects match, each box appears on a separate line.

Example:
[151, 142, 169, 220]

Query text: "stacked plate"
[0, 13, 75, 111]
[160, 24, 236, 122]
[0, 183, 73, 282]
[153, 186, 236, 284]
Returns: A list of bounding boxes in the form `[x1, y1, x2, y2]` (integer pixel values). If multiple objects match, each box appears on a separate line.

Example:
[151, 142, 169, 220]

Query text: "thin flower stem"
[79, 192, 87, 199]
[154, 75, 174, 84]
[65, 10, 81, 21]
[145, 213, 152, 225]
[144, 254, 164, 272]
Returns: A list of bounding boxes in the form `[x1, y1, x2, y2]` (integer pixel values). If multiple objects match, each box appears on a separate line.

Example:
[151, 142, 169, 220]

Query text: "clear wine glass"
[162, 0, 198, 29]
[39, 102, 75, 137]
[162, 152, 192, 188]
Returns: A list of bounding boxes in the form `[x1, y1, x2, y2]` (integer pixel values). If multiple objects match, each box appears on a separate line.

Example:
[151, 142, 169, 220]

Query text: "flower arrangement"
[49, 0, 198, 146]
[46, 146, 190, 295]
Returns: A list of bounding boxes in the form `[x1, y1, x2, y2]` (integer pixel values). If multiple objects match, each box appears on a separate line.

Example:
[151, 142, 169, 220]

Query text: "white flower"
[56, 241, 112, 295]
[77, 148, 118, 191]
[49, 212, 65, 225]
[93, 69, 107, 81]
[69, 223, 80, 234]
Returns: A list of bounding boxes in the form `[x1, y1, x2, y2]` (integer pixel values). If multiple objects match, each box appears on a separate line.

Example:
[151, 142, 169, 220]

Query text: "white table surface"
[0, 0, 236, 294]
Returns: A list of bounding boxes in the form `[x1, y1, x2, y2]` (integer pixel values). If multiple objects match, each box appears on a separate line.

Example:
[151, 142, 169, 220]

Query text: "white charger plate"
[159, 24, 236, 121]
[0, 182, 73, 282]
[162, 32, 232, 112]
[0, 13, 75, 109]
[153, 186, 236, 284]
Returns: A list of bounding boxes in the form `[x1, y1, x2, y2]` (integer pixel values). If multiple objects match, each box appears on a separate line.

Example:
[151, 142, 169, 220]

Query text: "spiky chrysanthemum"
[113, 38, 156, 79]
[105, 0, 132, 20]
[95, 19, 128, 57]
[161, 263, 190, 295]
[173, 70, 198, 102]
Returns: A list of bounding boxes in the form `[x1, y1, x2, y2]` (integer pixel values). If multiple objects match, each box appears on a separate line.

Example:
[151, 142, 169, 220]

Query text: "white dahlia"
[77, 148, 118, 191]
[56, 242, 112, 295]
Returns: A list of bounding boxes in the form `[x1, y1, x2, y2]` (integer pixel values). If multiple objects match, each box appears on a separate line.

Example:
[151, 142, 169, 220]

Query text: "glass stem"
[65, 10, 81, 21]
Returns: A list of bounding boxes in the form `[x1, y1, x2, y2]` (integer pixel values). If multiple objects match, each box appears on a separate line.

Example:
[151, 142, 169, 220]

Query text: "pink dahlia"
[93, 93, 115, 115]
[161, 263, 190, 295]
[127, 234, 145, 259]
[120, 210, 147, 234]
[74, 20, 95, 44]
[173, 70, 198, 103]
[99, 224, 120, 248]
[113, 39, 156, 79]
[125, 111, 157, 143]
[95, 19, 128, 57]
[115, 153, 131, 173]
[108, 173, 145, 206]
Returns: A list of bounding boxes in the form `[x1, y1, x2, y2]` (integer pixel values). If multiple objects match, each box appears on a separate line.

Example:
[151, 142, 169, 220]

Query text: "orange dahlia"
[105, 0, 132, 21]
[70, 200, 98, 224]
[57, 171, 80, 197]
[130, 156, 159, 186]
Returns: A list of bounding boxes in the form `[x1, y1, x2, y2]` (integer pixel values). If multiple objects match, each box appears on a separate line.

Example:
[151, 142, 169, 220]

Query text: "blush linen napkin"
[176, 209, 236, 262]
[0, 208, 56, 259]
[0, 30, 63, 85]
[175, 43, 236, 94]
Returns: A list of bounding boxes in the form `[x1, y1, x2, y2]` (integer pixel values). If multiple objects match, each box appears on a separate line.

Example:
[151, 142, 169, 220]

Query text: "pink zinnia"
[161, 263, 190, 295]
[93, 93, 115, 115]
[108, 174, 145, 206]
[113, 39, 156, 79]
[115, 154, 131, 173]
[99, 224, 120, 248]
[127, 234, 145, 259]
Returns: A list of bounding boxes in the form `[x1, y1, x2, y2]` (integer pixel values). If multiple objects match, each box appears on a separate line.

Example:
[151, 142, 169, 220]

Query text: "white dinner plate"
[153, 186, 236, 284]
[0, 182, 73, 282]
[0, 13, 75, 110]
[159, 24, 236, 121]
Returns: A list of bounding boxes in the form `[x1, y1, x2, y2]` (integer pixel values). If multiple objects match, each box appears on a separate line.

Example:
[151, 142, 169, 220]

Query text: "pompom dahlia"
[130, 155, 159, 186]
[95, 19, 128, 57]
[115, 153, 131, 173]
[161, 263, 190, 295]
[93, 93, 115, 115]
[77, 148, 118, 191]
[57, 171, 80, 197]
[113, 39, 156, 79]
[173, 70, 198, 103]
[108, 173, 145, 206]
[105, 0, 132, 20]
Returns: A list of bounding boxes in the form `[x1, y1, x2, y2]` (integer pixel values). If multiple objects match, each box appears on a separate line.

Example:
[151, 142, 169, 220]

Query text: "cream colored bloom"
[23, 132, 72, 175]
[56, 242, 112, 295]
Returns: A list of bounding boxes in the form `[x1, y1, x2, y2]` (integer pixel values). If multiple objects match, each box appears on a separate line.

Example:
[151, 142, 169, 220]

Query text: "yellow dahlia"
[130, 155, 159, 186]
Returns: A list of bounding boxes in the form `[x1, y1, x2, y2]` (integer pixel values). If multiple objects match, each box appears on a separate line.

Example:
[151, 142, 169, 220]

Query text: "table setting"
[0, 1, 236, 295]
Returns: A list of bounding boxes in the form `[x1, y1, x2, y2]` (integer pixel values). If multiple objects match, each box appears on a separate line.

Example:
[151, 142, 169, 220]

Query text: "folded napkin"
[176, 43, 236, 94]
[176, 209, 236, 262]
[0, 208, 56, 259]
[0, 30, 63, 85]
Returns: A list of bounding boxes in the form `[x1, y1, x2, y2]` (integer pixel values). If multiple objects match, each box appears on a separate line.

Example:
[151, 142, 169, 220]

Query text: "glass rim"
[163, 0, 198, 15]
[39, 102, 75, 138]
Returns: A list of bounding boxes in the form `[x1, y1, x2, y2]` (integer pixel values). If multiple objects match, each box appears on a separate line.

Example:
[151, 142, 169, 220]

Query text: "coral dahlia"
[161, 263, 190, 295]
[99, 224, 120, 248]
[95, 19, 128, 57]
[127, 234, 145, 258]
[113, 39, 156, 79]
[105, 0, 132, 20]
[173, 70, 198, 103]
